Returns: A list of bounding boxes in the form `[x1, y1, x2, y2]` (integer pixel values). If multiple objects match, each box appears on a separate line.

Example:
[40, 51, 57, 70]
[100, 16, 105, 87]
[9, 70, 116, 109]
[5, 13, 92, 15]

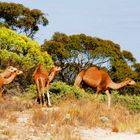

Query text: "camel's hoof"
[48, 104, 52, 108]
[43, 104, 47, 108]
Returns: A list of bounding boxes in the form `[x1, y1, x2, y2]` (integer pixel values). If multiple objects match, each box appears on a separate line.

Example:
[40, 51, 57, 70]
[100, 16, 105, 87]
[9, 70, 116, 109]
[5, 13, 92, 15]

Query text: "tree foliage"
[0, 27, 53, 87]
[0, 2, 48, 38]
[42, 33, 137, 83]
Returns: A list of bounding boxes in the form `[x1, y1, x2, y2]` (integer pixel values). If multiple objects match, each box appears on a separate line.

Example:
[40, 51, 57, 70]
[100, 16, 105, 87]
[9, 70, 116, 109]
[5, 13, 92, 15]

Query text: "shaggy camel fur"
[0, 69, 23, 97]
[33, 64, 61, 107]
[0, 66, 18, 78]
[74, 66, 136, 109]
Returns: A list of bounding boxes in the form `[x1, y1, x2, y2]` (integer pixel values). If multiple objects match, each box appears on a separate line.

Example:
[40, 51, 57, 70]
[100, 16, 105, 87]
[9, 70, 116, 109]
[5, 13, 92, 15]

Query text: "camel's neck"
[48, 71, 57, 82]
[108, 80, 128, 90]
[3, 73, 17, 84]
[0, 70, 11, 78]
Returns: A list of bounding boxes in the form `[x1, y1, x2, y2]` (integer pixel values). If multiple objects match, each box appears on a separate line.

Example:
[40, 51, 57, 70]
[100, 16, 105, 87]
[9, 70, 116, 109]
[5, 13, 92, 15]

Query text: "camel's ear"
[125, 77, 130, 80]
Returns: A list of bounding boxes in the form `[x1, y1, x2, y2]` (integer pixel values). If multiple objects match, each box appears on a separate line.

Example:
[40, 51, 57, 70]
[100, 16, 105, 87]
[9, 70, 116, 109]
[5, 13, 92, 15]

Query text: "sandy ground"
[79, 127, 140, 140]
[0, 107, 140, 140]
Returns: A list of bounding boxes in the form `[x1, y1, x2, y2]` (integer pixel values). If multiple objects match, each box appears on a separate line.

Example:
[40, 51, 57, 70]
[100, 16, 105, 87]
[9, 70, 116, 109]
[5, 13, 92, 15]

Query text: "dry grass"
[43, 125, 81, 140]
[8, 114, 17, 123]
[31, 99, 140, 138]
[32, 109, 48, 126]
[0, 96, 140, 139]
[2, 127, 16, 137]
[117, 113, 140, 133]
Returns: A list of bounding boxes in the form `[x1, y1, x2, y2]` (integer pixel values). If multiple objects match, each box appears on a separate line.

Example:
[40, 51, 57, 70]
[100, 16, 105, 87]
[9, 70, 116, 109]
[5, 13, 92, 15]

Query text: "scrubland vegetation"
[0, 2, 140, 139]
[1, 82, 140, 139]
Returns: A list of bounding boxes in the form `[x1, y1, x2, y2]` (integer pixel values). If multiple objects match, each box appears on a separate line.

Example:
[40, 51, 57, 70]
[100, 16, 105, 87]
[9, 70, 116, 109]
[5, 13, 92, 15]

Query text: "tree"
[122, 50, 136, 63]
[0, 2, 48, 38]
[42, 32, 138, 93]
[0, 27, 53, 88]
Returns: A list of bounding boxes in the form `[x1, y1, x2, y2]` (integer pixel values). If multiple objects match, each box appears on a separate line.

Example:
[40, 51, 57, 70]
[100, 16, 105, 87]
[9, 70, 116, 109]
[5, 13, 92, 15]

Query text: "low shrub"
[111, 92, 140, 113]
[50, 82, 140, 112]
[49, 81, 94, 104]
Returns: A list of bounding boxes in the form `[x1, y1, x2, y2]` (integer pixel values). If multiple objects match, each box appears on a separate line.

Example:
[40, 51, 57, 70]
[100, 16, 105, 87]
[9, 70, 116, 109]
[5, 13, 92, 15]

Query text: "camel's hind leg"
[36, 80, 43, 107]
[74, 70, 85, 87]
[40, 79, 47, 107]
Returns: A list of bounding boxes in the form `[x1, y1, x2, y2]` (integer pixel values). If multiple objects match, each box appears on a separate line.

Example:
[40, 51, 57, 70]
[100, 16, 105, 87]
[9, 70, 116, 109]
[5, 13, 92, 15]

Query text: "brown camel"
[0, 69, 23, 97]
[74, 66, 136, 109]
[33, 64, 61, 107]
[0, 66, 18, 78]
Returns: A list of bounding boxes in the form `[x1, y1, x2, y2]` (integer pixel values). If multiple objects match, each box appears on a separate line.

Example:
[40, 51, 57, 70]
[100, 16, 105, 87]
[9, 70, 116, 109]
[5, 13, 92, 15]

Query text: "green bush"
[49, 81, 94, 104]
[111, 92, 140, 113]
[0, 27, 54, 92]
[0, 27, 53, 70]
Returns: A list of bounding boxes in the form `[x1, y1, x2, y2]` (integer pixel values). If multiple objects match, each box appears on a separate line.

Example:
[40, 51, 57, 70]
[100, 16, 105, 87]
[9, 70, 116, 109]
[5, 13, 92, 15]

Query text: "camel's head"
[52, 66, 62, 72]
[125, 78, 136, 86]
[16, 70, 23, 75]
[11, 69, 23, 75]
[6, 66, 18, 73]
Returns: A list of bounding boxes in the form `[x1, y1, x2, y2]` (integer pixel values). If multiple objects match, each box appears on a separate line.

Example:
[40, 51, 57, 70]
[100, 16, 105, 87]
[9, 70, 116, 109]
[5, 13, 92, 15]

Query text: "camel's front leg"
[94, 87, 101, 99]
[45, 84, 51, 107]
[105, 90, 111, 110]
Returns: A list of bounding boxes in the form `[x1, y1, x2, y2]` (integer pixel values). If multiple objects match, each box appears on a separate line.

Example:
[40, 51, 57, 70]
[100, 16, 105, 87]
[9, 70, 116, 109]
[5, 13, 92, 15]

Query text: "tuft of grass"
[2, 128, 16, 137]
[117, 114, 140, 133]
[136, 127, 140, 134]
[32, 109, 48, 126]
[8, 114, 17, 123]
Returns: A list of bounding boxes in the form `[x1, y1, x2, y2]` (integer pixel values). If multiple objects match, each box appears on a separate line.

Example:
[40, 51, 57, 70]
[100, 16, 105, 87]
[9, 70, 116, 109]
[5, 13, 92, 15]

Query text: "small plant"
[8, 114, 17, 123]
[2, 128, 16, 137]
[112, 126, 119, 132]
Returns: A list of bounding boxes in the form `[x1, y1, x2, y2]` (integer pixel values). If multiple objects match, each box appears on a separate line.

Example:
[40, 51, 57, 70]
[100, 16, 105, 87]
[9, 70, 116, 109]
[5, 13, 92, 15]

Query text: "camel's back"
[82, 66, 102, 87]
[33, 64, 48, 81]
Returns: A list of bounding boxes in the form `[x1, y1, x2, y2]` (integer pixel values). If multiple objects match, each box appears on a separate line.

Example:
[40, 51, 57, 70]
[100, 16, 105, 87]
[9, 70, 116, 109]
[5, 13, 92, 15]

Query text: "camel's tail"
[74, 70, 86, 87]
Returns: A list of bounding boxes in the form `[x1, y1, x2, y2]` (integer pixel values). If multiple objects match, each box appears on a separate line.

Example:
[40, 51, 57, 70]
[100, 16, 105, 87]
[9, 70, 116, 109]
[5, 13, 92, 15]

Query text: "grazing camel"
[74, 66, 136, 109]
[0, 66, 18, 78]
[33, 64, 61, 107]
[0, 69, 23, 97]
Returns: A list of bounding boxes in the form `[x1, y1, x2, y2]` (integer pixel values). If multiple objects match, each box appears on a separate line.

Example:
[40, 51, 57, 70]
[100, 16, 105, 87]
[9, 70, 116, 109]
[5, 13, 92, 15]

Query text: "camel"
[0, 69, 23, 97]
[33, 64, 61, 107]
[0, 66, 18, 78]
[74, 66, 136, 109]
